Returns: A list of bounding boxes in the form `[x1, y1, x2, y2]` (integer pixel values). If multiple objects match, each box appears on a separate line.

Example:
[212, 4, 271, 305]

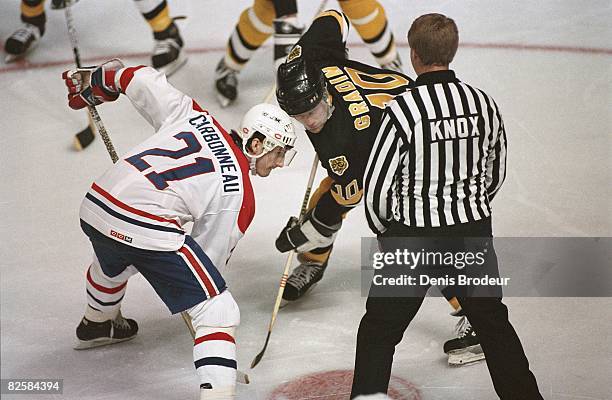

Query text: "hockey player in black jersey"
[274, 10, 412, 300]
[274, 9, 486, 367]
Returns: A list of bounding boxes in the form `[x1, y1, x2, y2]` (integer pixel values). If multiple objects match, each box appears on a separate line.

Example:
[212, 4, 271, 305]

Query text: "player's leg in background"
[440, 290, 486, 366]
[132, 0, 187, 76]
[214, 0, 275, 107]
[272, 0, 303, 69]
[338, 0, 403, 72]
[187, 291, 240, 400]
[75, 222, 139, 350]
[4, 0, 47, 62]
[283, 177, 342, 302]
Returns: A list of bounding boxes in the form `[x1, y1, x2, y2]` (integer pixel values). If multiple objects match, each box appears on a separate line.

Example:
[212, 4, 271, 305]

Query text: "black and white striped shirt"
[364, 70, 507, 234]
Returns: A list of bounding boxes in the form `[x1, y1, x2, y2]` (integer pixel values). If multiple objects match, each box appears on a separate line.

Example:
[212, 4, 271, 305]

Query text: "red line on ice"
[1, 42, 609, 74]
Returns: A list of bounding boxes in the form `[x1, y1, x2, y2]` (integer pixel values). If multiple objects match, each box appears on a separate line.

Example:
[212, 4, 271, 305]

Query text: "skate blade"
[74, 335, 135, 350]
[4, 53, 21, 63]
[280, 283, 319, 307]
[448, 345, 485, 366]
[158, 53, 188, 77]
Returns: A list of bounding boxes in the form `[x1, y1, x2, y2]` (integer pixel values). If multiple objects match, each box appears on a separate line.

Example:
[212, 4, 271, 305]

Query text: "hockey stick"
[63, 3, 98, 151]
[251, 154, 319, 369]
[250, 0, 329, 370]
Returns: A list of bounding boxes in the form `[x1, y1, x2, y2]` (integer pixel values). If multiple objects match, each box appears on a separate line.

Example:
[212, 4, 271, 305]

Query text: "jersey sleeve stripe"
[117, 66, 146, 93]
[318, 10, 350, 43]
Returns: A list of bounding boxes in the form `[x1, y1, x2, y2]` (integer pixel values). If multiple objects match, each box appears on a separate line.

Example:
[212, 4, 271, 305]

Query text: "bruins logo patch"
[286, 45, 302, 62]
[329, 156, 349, 176]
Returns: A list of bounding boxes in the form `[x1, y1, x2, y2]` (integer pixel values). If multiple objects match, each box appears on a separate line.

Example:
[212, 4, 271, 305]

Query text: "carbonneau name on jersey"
[189, 113, 240, 194]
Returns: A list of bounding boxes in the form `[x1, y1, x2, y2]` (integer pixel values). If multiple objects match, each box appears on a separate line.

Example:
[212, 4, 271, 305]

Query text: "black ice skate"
[4, 23, 44, 63]
[380, 53, 404, 73]
[152, 22, 187, 77]
[282, 260, 328, 303]
[273, 17, 304, 66]
[74, 312, 138, 350]
[443, 315, 485, 366]
[214, 58, 239, 108]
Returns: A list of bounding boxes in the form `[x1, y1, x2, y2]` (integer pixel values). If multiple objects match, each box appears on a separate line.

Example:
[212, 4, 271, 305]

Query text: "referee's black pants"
[350, 218, 543, 400]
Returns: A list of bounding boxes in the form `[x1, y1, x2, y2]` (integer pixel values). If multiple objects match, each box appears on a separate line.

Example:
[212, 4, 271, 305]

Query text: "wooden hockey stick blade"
[180, 311, 196, 338]
[250, 331, 271, 369]
[237, 370, 250, 385]
[73, 124, 96, 150]
[73, 111, 97, 151]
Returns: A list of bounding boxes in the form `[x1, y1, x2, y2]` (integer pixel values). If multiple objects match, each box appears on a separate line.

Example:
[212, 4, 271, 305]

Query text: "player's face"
[292, 99, 330, 133]
[255, 146, 288, 177]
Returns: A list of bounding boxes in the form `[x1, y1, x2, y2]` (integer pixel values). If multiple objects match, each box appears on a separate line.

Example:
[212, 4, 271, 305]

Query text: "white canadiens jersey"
[80, 66, 255, 271]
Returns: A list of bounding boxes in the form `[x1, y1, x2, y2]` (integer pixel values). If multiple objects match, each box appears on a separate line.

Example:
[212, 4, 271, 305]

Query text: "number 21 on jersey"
[125, 132, 214, 190]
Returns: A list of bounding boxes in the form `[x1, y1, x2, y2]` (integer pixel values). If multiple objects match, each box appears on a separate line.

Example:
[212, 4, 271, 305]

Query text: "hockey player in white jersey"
[62, 59, 297, 399]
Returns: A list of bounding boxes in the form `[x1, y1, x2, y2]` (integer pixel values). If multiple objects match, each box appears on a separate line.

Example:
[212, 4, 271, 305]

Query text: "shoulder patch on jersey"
[287, 45, 302, 62]
[329, 155, 349, 176]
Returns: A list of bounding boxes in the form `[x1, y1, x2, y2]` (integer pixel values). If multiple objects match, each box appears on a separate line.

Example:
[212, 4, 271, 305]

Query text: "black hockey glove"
[275, 208, 341, 253]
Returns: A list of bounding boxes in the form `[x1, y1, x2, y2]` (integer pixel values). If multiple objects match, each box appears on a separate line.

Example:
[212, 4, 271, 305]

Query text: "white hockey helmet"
[239, 103, 297, 166]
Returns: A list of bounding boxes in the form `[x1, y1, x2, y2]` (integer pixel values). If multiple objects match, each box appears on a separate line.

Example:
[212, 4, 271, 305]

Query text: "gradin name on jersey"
[189, 114, 240, 193]
[322, 66, 372, 131]
[429, 115, 481, 142]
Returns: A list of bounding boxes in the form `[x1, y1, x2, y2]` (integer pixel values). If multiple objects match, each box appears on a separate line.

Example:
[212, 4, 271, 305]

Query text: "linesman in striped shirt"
[351, 14, 543, 399]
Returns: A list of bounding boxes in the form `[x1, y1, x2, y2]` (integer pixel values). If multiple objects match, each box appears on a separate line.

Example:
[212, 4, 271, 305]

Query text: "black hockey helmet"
[276, 56, 326, 116]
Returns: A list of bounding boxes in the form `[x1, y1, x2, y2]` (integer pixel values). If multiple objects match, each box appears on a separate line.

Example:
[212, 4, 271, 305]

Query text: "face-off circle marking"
[268, 369, 420, 400]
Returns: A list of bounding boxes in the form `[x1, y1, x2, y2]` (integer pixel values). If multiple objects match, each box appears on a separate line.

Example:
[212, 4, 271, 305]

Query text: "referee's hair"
[408, 13, 459, 66]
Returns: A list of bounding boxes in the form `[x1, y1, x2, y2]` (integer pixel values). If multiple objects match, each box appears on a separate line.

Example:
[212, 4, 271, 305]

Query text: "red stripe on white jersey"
[191, 100, 255, 234]
[213, 119, 255, 234]
[87, 267, 127, 294]
[119, 66, 146, 92]
[91, 183, 182, 229]
[194, 332, 236, 346]
[178, 246, 218, 297]
[192, 100, 207, 113]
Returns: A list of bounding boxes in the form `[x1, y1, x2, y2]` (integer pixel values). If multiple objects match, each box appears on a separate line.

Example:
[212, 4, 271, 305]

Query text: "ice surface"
[1, 0, 610, 399]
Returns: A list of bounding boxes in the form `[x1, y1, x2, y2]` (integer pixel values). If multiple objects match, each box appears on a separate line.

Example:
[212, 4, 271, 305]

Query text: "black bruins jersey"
[293, 10, 413, 224]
